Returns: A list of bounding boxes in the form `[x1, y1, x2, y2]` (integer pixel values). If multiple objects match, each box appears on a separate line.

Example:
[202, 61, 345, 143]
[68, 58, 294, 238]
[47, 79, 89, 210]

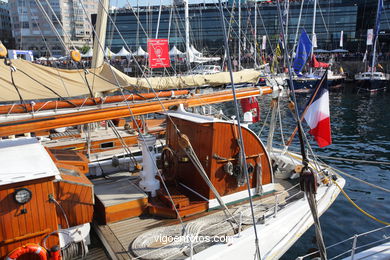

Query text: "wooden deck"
[92, 174, 301, 260]
[93, 217, 175, 260]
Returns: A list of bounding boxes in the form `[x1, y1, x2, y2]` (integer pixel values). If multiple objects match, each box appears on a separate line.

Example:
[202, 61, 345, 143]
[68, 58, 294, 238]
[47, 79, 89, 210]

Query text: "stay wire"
[276, 1, 327, 259]
[217, 1, 261, 259]
[78, 0, 186, 225]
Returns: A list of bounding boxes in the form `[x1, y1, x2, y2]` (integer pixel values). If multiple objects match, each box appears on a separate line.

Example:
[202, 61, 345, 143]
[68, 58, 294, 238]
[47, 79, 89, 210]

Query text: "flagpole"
[310, 0, 317, 74]
[371, 0, 382, 76]
[286, 69, 328, 147]
[254, 0, 257, 68]
[238, 0, 241, 70]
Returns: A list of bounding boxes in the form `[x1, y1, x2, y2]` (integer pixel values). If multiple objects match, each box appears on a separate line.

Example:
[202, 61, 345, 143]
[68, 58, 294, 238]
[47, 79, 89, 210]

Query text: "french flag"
[304, 73, 332, 148]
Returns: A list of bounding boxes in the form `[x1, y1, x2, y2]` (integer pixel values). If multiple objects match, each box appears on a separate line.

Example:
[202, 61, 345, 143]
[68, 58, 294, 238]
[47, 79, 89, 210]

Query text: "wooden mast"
[91, 0, 109, 68]
[0, 87, 272, 137]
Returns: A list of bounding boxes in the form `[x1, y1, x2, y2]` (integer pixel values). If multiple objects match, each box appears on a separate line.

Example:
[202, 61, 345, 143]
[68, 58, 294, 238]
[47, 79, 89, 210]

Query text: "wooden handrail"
[0, 228, 51, 245]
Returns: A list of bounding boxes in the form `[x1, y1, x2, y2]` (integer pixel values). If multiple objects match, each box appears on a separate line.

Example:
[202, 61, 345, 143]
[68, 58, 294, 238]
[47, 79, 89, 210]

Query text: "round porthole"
[14, 188, 32, 205]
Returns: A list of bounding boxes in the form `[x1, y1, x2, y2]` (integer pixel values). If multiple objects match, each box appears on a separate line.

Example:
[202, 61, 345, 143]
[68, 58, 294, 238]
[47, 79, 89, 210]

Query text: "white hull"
[190, 176, 344, 260]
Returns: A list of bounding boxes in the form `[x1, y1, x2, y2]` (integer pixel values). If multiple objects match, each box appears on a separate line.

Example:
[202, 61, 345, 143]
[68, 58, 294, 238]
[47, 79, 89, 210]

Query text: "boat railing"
[130, 183, 303, 259]
[183, 184, 303, 259]
[296, 225, 390, 260]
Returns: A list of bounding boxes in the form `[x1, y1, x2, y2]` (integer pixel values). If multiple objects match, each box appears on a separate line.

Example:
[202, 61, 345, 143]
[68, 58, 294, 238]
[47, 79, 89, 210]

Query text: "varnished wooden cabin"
[0, 138, 94, 259]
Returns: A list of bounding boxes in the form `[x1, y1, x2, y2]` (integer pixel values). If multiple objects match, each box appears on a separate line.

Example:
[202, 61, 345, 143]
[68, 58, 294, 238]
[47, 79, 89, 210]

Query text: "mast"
[184, 0, 191, 68]
[136, 0, 139, 47]
[91, 0, 109, 68]
[238, 0, 241, 69]
[371, 0, 383, 76]
[156, 0, 163, 38]
[254, 0, 257, 67]
[310, 0, 317, 74]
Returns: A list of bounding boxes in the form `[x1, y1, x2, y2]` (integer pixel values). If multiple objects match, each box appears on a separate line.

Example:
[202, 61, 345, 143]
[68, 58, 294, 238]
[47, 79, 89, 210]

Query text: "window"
[100, 142, 114, 149]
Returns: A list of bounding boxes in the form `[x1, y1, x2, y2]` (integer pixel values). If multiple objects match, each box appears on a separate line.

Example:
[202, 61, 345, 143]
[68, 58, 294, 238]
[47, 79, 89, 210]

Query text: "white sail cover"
[115, 46, 131, 57]
[169, 45, 184, 56]
[82, 48, 94, 57]
[0, 59, 262, 101]
[134, 46, 148, 57]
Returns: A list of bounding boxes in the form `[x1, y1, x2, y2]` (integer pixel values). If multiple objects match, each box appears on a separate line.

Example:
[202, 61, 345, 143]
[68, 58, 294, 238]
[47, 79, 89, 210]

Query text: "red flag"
[240, 97, 261, 123]
[147, 39, 170, 68]
[304, 74, 332, 147]
[311, 55, 329, 68]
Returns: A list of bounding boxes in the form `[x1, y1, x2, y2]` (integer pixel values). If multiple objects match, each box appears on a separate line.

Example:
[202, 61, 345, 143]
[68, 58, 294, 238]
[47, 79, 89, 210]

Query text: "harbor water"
[281, 86, 390, 259]
[221, 84, 390, 259]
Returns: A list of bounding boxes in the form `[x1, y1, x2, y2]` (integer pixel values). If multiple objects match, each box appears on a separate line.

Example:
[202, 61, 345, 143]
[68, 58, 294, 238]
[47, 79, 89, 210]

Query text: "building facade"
[100, 0, 390, 55]
[9, 0, 98, 56]
[0, 0, 13, 48]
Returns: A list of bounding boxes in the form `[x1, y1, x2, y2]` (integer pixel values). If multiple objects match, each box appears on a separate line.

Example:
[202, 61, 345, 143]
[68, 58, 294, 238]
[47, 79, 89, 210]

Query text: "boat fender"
[288, 101, 295, 111]
[70, 50, 81, 62]
[0, 41, 7, 58]
[6, 243, 47, 260]
[223, 161, 234, 175]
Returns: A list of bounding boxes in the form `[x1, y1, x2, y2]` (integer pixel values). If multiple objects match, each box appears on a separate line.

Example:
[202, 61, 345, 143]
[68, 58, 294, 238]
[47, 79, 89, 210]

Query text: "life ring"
[70, 50, 81, 62]
[6, 243, 47, 260]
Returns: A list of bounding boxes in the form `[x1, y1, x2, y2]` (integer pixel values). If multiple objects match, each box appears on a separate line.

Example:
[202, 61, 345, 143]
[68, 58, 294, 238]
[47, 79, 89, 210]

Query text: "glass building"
[96, 0, 390, 55]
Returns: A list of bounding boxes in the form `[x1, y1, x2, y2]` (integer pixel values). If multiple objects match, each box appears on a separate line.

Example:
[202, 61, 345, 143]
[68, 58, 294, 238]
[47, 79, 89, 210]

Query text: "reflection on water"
[218, 85, 390, 259]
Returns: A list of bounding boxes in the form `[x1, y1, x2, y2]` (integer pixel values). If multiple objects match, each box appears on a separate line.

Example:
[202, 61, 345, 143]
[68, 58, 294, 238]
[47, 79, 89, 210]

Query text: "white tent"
[133, 46, 148, 57]
[82, 48, 94, 58]
[105, 47, 115, 57]
[115, 46, 132, 57]
[190, 45, 203, 57]
[169, 45, 184, 56]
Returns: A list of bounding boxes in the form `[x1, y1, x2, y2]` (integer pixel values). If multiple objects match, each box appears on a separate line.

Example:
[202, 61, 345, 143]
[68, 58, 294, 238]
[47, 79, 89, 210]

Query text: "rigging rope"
[284, 146, 390, 194]
[332, 180, 390, 226]
[276, 1, 327, 259]
[217, 1, 261, 258]
[286, 151, 390, 226]
[77, 0, 192, 225]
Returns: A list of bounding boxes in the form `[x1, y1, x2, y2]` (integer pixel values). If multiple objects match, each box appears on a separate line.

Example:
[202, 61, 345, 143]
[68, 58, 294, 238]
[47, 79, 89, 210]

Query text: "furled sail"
[0, 59, 128, 102]
[124, 69, 262, 90]
[0, 59, 263, 102]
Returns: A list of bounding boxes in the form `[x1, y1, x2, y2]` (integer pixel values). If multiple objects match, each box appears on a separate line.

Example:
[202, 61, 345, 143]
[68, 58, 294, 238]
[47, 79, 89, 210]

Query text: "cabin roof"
[166, 105, 218, 124]
[0, 138, 59, 186]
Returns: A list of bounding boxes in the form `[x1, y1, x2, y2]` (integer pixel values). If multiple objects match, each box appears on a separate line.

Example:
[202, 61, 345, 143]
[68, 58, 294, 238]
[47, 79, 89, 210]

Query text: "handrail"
[297, 225, 390, 259]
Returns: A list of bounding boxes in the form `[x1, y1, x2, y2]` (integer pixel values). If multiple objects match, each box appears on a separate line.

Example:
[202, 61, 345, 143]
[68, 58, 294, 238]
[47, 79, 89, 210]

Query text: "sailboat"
[291, 0, 346, 93]
[354, 0, 389, 92]
[0, 1, 346, 260]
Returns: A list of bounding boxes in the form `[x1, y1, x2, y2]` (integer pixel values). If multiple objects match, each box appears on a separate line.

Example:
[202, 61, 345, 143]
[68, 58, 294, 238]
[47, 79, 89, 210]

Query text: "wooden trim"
[0, 177, 55, 191]
[0, 87, 272, 137]
[0, 90, 190, 114]
[0, 228, 50, 245]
